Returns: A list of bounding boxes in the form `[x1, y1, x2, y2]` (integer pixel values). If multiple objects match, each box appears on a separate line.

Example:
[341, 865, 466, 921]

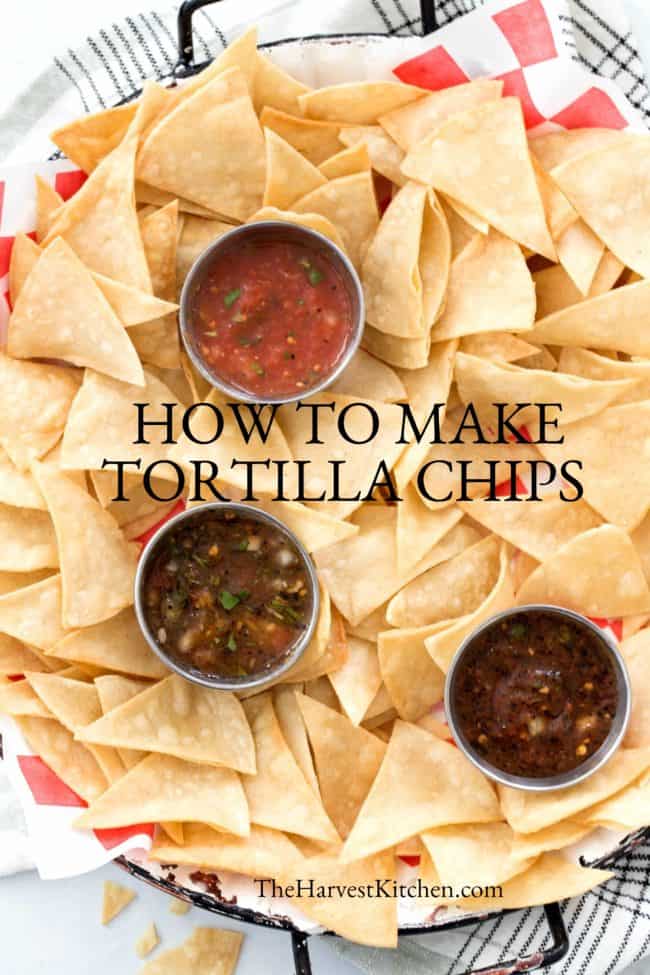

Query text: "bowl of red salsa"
[179, 221, 364, 404]
[445, 605, 631, 792]
[134, 502, 320, 690]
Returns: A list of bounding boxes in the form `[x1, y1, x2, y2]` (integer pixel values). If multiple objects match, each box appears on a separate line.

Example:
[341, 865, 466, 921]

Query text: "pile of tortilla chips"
[2, 25, 650, 949]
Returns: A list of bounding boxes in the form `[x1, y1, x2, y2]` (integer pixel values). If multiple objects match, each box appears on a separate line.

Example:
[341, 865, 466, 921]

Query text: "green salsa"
[142, 509, 313, 679]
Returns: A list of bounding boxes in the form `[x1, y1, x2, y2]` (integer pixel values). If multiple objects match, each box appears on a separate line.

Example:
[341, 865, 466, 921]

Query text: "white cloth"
[1, 2, 650, 974]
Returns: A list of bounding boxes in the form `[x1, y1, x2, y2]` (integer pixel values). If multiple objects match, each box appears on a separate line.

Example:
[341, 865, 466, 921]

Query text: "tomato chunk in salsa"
[188, 238, 354, 398]
[452, 610, 618, 778]
[142, 510, 313, 679]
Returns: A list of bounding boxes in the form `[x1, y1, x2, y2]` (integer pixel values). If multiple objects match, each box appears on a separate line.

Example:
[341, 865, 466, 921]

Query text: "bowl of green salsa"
[134, 502, 320, 690]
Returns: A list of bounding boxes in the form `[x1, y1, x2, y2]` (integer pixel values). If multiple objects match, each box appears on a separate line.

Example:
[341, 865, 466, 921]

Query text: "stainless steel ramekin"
[179, 221, 365, 405]
[444, 604, 631, 792]
[134, 501, 320, 692]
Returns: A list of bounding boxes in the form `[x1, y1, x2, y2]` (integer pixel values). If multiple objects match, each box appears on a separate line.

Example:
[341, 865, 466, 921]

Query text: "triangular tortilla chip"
[136, 923, 159, 960]
[328, 635, 382, 726]
[8, 232, 40, 306]
[8, 239, 144, 385]
[362, 323, 431, 369]
[60, 368, 183, 476]
[499, 747, 650, 833]
[95, 673, 151, 768]
[421, 822, 535, 890]
[0, 575, 67, 650]
[102, 881, 136, 924]
[338, 125, 406, 186]
[432, 230, 535, 340]
[341, 721, 500, 862]
[44, 128, 151, 291]
[459, 331, 538, 363]
[558, 347, 650, 405]
[50, 102, 138, 174]
[92, 271, 177, 328]
[247, 206, 345, 251]
[17, 715, 107, 801]
[396, 484, 463, 576]
[75, 753, 249, 835]
[0, 636, 53, 676]
[296, 691, 385, 839]
[52, 609, 166, 680]
[552, 139, 650, 278]
[254, 47, 309, 112]
[260, 107, 342, 165]
[262, 128, 326, 210]
[378, 622, 447, 722]
[621, 629, 650, 748]
[300, 81, 425, 125]
[130, 201, 181, 368]
[273, 686, 320, 795]
[0, 680, 52, 718]
[35, 176, 63, 242]
[319, 142, 371, 180]
[27, 673, 102, 728]
[538, 402, 650, 530]
[529, 280, 650, 356]
[534, 251, 624, 319]
[0, 503, 58, 572]
[138, 68, 265, 221]
[32, 462, 139, 628]
[150, 822, 302, 878]
[137, 927, 242, 975]
[241, 693, 339, 843]
[0, 355, 79, 471]
[78, 674, 256, 774]
[329, 348, 405, 402]
[402, 98, 555, 260]
[516, 525, 650, 616]
[379, 78, 503, 151]
[425, 542, 514, 672]
[362, 183, 450, 338]
[293, 172, 379, 268]
[529, 128, 636, 171]
[555, 219, 605, 296]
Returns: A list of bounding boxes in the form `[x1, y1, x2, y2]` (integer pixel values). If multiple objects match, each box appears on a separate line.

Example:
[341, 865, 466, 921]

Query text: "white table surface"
[1, 2, 650, 973]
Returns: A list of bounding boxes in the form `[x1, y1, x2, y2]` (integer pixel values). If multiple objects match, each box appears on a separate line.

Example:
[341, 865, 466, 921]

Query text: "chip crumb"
[136, 922, 160, 959]
[138, 926, 243, 974]
[169, 898, 191, 915]
[102, 880, 136, 924]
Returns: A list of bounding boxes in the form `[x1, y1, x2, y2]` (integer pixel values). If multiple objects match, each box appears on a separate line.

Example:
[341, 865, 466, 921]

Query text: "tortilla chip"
[52, 610, 166, 682]
[293, 171, 379, 269]
[459, 495, 602, 563]
[328, 348, 405, 403]
[27, 672, 102, 729]
[60, 368, 183, 476]
[341, 720, 500, 862]
[17, 715, 107, 801]
[136, 923, 159, 960]
[362, 323, 431, 369]
[538, 402, 650, 530]
[280, 849, 398, 947]
[402, 98, 555, 260]
[50, 102, 137, 174]
[0, 636, 53, 676]
[499, 748, 650, 833]
[263, 128, 326, 210]
[166, 27, 258, 111]
[254, 50, 310, 115]
[260, 107, 342, 165]
[421, 822, 536, 891]
[8, 239, 144, 385]
[387, 535, 501, 629]
[459, 853, 613, 911]
[169, 898, 191, 915]
[295, 691, 385, 838]
[151, 821, 301, 879]
[432, 231, 535, 341]
[44, 129, 151, 291]
[319, 142, 371, 182]
[247, 206, 345, 252]
[425, 542, 514, 672]
[78, 674, 255, 774]
[534, 252, 624, 320]
[338, 126, 406, 186]
[327, 635, 382, 726]
[8, 233, 40, 306]
[0, 575, 67, 650]
[33, 176, 63, 244]
[529, 128, 636, 171]
[377, 623, 446, 722]
[95, 673, 150, 769]
[140, 927, 242, 975]
[0, 501, 59, 572]
[558, 348, 650, 405]
[621, 629, 650, 748]
[517, 525, 650, 617]
[362, 183, 450, 338]
[299, 81, 425, 125]
[273, 686, 320, 795]
[75, 753, 249, 835]
[530, 280, 650, 356]
[138, 68, 265, 221]
[315, 508, 474, 626]
[455, 351, 634, 426]
[102, 880, 136, 924]
[0, 680, 52, 718]
[396, 485, 464, 577]
[459, 332, 538, 363]
[31, 462, 138, 628]
[379, 78, 503, 152]
[555, 219, 605, 296]
[175, 215, 233, 288]
[242, 693, 339, 843]
[129, 201, 181, 369]
[552, 139, 650, 278]
[576, 768, 650, 829]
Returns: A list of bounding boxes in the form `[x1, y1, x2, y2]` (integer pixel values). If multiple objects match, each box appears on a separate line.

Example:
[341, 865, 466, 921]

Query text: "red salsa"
[451, 610, 618, 778]
[142, 509, 313, 679]
[188, 238, 354, 398]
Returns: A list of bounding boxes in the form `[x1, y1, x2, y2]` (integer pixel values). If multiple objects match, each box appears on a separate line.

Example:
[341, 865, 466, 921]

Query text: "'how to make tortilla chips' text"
[99, 398, 585, 505]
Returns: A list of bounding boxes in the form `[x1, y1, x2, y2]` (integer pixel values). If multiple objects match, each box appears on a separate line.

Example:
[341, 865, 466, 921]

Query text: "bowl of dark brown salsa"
[134, 502, 320, 690]
[445, 605, 631, 791]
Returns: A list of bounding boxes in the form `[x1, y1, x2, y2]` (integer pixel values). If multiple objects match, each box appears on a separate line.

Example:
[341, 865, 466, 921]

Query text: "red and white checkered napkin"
[0, 0, 645, 882]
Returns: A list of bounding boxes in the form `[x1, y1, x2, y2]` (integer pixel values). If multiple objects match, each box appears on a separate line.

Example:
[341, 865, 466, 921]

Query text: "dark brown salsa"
[452, 610, 618, 778]
[143, 510, 313, 679]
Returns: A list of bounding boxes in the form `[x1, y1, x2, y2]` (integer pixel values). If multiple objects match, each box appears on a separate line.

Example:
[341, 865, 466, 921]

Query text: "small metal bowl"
[134, 501, 320, 692]
[179, 221, 365, 405]
[444, 605, 631, 792]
